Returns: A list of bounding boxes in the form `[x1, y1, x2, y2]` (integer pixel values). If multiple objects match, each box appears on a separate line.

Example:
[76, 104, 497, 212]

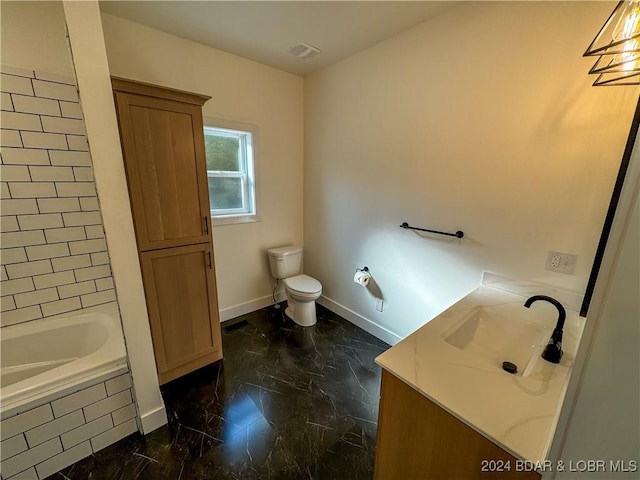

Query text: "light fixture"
[585, 0, 640, 86]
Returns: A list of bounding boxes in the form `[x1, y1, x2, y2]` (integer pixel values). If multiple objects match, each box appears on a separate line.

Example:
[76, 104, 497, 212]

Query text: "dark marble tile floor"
[54, 303, 390, 479]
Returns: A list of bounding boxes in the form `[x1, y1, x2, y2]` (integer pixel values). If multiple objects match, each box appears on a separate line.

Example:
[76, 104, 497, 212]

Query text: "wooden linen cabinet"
[112, 77, 222, 384]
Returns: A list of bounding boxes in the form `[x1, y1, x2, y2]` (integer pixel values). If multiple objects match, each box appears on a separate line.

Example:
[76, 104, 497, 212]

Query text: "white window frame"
[203, 117, 260, 226]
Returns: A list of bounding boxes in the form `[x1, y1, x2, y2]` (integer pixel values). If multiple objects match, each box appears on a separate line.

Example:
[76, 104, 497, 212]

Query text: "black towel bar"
[400, 222, 464, 239]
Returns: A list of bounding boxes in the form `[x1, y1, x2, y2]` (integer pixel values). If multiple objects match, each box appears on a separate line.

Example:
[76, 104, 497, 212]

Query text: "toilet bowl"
[284, 274, 322, 327]
[266, 246, 322, 327]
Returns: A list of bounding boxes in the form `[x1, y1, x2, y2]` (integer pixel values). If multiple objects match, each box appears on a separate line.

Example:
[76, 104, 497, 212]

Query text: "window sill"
[211, 214, 262, 227]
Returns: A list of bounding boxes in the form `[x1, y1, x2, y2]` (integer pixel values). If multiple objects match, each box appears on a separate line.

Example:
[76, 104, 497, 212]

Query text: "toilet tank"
[267, 246, 302, 279]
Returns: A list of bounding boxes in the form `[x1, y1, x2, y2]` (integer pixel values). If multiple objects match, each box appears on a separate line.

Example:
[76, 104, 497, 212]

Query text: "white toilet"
[267, 246, 322, 327]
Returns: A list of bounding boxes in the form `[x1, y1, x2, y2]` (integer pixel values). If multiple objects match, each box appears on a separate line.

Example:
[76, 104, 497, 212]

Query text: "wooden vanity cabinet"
[374, 370, 541, 480]
[112, 77, 222, 384]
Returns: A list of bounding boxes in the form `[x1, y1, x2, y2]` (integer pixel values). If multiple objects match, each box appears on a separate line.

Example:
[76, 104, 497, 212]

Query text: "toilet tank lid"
[267, 246, 302, 258]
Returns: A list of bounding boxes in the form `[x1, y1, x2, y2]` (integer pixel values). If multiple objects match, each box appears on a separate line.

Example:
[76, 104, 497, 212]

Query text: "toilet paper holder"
[354, 266, 371, 287]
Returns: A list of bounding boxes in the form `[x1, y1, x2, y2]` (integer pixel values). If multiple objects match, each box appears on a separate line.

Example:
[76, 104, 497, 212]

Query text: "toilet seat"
[284, 274, 322, 296]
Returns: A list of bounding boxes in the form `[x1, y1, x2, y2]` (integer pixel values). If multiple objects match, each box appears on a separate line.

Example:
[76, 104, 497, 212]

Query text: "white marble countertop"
[375, 273, 585, 463]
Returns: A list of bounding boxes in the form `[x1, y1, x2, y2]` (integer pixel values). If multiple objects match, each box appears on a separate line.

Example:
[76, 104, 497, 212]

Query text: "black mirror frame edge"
[581, 94, 640, 317]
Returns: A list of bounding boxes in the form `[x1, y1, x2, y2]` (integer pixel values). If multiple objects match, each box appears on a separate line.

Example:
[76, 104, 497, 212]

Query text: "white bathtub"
[0, 304, 128, 416]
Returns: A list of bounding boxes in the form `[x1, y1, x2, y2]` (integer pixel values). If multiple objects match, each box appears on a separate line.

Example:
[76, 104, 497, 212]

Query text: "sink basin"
[442, 308, 548, 377]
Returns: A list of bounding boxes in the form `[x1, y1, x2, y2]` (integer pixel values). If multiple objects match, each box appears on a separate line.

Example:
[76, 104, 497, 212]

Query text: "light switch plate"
[375, 298, 384, 312]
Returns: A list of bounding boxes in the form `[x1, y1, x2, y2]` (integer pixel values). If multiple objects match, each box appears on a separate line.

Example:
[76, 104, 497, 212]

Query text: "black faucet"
[523, 295, 566, 364]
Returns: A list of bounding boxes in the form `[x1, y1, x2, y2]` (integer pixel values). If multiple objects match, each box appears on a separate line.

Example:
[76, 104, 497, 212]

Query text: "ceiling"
[99, 1, 458, 76]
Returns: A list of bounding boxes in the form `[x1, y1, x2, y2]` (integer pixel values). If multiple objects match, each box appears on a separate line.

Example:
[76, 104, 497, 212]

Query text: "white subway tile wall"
[0, 373, 138, 480]
[0, 67, 117, 327]
[1, 66, 137, 479]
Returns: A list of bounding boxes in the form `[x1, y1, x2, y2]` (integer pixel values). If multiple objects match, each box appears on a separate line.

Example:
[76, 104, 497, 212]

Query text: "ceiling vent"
[288, 43, 321, 59]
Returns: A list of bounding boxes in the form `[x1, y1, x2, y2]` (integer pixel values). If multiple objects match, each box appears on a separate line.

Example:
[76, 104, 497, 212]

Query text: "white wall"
[0, 1, 73, 78]
[552, 125, 639, 478]
[99, 13, 304, 320]
[63, 1, 166, 434]
[304, 1, 638, 341]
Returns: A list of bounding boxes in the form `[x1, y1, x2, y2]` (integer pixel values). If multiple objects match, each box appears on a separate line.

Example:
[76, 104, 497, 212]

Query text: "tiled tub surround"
[1, 302, 126, 412]
[0, 66, 138, 479]
[1, 65, 116, 328]
[375, 273, 586, 465]
[0, 302, 138, 479]
[0, 370, 137, 480]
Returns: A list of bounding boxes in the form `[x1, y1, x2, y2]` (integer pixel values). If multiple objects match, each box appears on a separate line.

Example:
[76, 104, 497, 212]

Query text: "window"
[203, 119, 258, 224]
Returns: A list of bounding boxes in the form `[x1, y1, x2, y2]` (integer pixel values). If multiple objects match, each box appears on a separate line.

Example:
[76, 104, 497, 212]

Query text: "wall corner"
[62, 0, 167, 435]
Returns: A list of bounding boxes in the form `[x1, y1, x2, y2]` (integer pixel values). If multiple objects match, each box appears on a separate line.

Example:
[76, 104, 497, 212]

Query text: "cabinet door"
[374, 371, 541, 480]
[114, 92, 211, 251]
[141, 244, 222, 384]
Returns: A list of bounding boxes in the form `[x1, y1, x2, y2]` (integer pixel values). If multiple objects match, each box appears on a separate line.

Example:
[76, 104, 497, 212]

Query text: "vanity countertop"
[375, 273, 585, 463]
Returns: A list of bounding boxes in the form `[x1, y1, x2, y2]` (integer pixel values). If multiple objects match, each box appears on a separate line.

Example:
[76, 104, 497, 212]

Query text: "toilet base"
[285, 298, 317, 327]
